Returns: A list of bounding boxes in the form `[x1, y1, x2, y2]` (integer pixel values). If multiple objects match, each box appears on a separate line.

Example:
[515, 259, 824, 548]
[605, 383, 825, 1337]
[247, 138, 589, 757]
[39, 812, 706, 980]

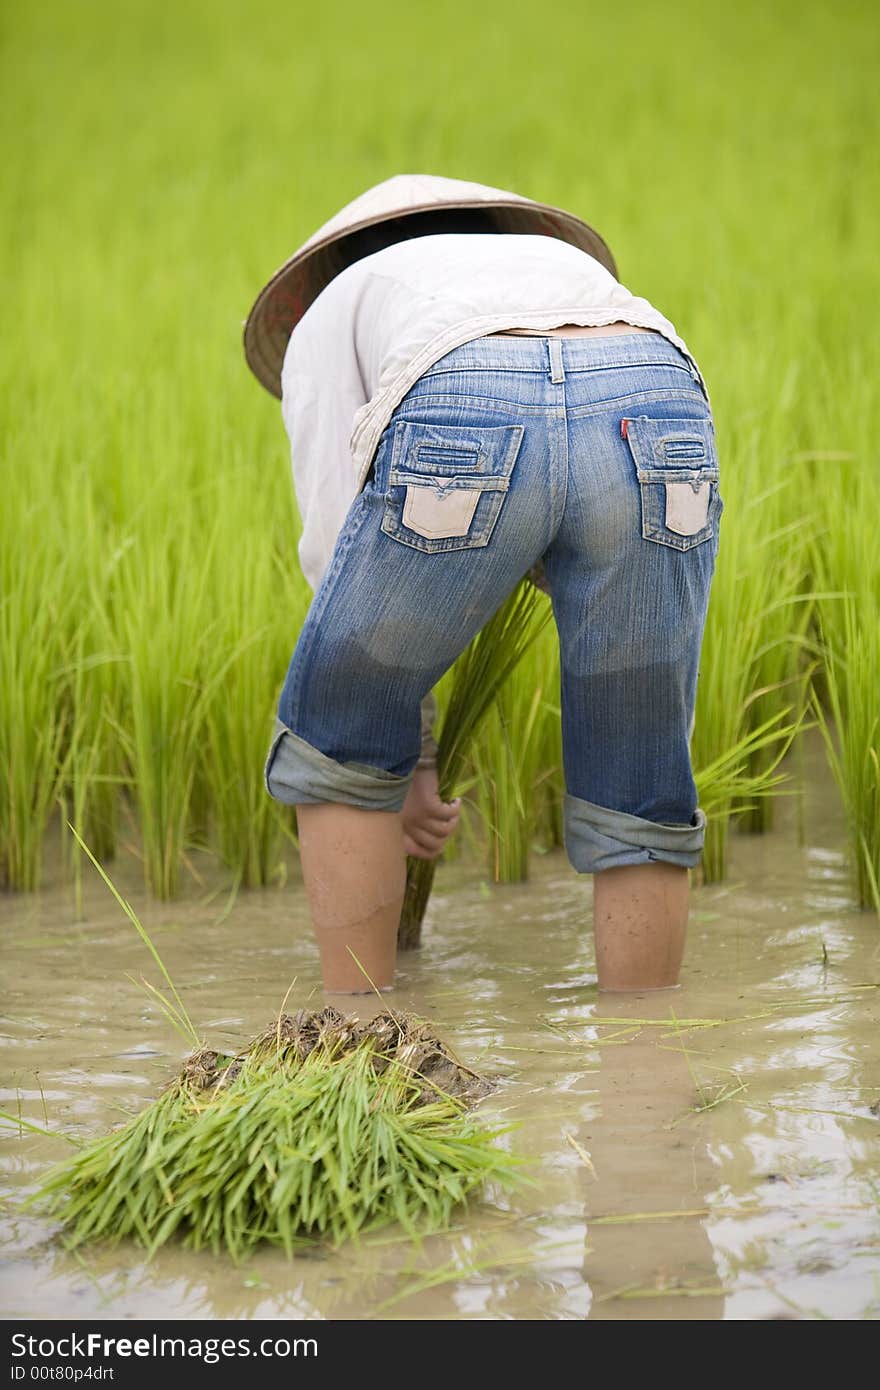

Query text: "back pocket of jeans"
[621, 414, 721, 551]
[381, 420, 524, 553]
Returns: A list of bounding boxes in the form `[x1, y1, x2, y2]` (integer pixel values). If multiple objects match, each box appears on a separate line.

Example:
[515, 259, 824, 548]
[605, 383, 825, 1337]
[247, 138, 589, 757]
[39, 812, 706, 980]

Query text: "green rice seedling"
[731, 504, 816, 833]
[113, 529, 213, 899]
[198, 624, 290, 890]
[197, 460, 310, 888]
[30, 841, 518, 1256]
[69, 825, 201, 1047]
[0, 490, 77, 890]
[113, 511, 263, 899]
[663, 1011, 747, 1120]
[694, 709, 801, 840]
[699, 353, 823, 837]
[62, 657, 125, 916]
[33, 1008, 521, 1259]
[812, 598, 880, 913]
[60, 523, 132, 910]
[690, 466, 813, 880]
[470, 651, 557, 883]
[397, 581, 551, 947]
[689, 1071, 747, 1117]
[466, 620, 566, 879]
[428, 617, 558, 878]
[3, 0, 879, 904]
[806, 397, 880, 914]
[531, 668, 566, 855]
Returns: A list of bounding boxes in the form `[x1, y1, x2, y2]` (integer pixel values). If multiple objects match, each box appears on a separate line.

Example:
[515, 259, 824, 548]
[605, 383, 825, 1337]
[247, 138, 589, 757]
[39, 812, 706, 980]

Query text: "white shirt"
[280, 233, 707, 590]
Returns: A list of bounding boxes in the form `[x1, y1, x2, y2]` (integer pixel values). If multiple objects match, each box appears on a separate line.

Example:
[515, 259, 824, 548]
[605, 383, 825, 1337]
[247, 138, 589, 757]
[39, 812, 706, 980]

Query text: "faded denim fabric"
[266, 330, 722, 873]
[280, 233, 710, 590]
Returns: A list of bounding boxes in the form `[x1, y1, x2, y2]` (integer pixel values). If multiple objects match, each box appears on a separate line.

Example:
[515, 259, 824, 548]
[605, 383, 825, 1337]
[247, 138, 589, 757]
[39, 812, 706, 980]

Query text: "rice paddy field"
[2, 0, 879, 1322]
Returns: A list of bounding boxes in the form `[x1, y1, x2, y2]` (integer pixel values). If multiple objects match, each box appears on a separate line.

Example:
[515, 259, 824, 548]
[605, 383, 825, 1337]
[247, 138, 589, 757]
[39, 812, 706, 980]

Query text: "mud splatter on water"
[2, 731, 879, 1320]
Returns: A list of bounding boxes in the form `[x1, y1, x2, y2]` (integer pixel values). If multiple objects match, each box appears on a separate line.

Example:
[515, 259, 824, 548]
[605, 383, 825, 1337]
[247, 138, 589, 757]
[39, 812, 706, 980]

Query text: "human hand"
[401, 766, 461, 860]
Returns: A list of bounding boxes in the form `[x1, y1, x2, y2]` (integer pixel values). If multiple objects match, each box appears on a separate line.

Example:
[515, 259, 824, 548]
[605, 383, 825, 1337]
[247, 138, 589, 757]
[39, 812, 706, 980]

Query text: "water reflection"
[567, 992, 726, 1318]
[2, 732, 879, 1318]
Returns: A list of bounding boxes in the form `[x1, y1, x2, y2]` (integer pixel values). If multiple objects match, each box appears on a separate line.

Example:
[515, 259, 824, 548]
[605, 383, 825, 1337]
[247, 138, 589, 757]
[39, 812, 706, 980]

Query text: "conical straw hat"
[243, 173, 618, 397]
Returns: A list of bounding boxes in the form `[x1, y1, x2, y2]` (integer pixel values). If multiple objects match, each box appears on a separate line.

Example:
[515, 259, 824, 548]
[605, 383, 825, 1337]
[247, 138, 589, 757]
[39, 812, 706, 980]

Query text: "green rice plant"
[811, 598, 880, 913]
[397, 581, 551, 947]
[709, 345, 857, 838]
[0, 489, 76, 890]
[113, 514, 249, 899]
[59, 526, 132, 910]
[197, 463, 309, 888]
[61, 648, 125, 915]
[198, 625, 289, 889]
[25, 838, 519, 1258]
[32, 1008, 520, 1258]
[469, 634, 560, 883]
[3, 0, 878, 903]
[114, 540, 211, 899]
[70, 824, 201, 1046]
[690, 454, 815, 880]
[730, 502, 817, 832]
[805, 375, 880, 913]
[532, 680, 566, 854]
[694, 710, 799, 830]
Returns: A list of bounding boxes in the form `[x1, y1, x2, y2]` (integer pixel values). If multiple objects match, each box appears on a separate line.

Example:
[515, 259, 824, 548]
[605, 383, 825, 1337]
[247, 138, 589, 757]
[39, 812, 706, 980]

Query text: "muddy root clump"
[237, 1007, 494, 1106]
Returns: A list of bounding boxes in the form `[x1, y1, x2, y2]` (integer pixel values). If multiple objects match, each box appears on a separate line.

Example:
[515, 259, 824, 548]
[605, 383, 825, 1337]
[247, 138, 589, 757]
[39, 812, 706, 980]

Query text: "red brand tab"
[621, 419, 629, 439]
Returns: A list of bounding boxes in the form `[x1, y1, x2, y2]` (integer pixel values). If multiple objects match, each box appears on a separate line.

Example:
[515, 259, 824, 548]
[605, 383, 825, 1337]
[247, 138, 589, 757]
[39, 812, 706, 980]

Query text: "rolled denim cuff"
[564, 793, 707, 873]
[264, 719, 411, 811]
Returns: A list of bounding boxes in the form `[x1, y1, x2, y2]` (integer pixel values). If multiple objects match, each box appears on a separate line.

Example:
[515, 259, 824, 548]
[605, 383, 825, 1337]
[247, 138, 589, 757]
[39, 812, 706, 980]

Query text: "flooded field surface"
[2, 737, 879, 1321]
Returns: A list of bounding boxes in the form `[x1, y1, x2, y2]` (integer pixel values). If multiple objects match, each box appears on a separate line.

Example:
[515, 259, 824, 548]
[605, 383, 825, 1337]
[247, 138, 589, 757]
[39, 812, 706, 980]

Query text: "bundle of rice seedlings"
[398, 578, 551, 948]
[33, 1007, 519, 1259]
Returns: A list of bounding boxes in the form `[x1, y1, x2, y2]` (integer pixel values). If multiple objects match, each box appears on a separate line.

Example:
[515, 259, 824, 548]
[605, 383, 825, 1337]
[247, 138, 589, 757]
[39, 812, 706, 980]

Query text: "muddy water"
[2, 732, 879, 1320]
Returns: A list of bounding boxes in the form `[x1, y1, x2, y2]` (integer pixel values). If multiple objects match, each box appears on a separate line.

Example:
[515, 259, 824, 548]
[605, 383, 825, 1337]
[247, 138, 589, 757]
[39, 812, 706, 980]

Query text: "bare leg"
[296, 804, 405, 993]
[295, 772, 460, 993]
[592, 863, 688, 992]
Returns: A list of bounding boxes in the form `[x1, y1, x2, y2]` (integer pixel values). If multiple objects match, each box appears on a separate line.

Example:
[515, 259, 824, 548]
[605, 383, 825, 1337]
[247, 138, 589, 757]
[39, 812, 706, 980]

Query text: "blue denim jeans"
[266, 331, 722, 873]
